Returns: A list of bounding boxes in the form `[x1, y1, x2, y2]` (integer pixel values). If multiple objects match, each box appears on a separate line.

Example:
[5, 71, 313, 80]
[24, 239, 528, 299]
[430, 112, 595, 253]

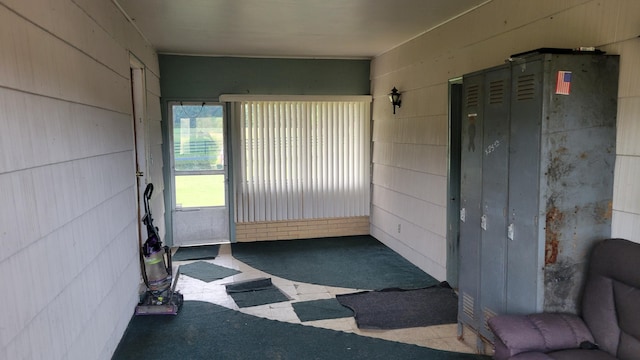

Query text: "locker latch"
[507, 223, 515, 240]
[480, 215, 487, 230]
[460, 208, 466, 222]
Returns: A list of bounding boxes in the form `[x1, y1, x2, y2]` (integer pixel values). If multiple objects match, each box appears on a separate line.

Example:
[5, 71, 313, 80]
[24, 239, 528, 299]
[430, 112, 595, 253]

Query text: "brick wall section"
[235, 216, 370, 242]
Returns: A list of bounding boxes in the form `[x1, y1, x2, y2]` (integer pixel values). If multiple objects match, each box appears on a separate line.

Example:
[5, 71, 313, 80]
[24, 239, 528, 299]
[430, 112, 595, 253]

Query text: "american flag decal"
[555, 71, 572, 95]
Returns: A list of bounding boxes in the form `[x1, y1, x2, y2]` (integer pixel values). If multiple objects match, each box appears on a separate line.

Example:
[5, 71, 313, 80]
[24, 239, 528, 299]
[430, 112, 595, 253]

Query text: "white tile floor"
[173, 243, 476, 354]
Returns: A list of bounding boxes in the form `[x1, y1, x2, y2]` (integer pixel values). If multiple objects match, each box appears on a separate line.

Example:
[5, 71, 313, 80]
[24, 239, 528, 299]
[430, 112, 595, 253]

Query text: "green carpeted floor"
[113, 301, 490, 360]
[231, 236, 438, 290]
[115, 237, 485, 359]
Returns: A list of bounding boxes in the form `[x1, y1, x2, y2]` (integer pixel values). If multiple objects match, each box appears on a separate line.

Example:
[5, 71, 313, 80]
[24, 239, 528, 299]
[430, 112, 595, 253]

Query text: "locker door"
[458, 73, 484, 330]
[507, 59, 543, 314]
[478, 66, 510, 338]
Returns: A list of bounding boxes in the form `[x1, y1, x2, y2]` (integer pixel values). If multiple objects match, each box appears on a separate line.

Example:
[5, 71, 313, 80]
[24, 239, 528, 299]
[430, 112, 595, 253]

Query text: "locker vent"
[462, 292, 475, 320]
[516, 74, 536, 101]
[483, 307, 497, 333]
[489, 80, 505, 104]
[466, 84, 480, 107]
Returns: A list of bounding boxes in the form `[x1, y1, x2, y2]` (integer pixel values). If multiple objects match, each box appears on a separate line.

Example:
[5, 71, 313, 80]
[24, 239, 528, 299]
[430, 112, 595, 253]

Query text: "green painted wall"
[159, 55, 370, 245]
[159, 55, 371, 99]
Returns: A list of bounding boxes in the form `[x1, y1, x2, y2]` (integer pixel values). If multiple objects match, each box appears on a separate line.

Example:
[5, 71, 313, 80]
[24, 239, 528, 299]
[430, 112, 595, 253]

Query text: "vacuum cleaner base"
[135, 290, 184, 315]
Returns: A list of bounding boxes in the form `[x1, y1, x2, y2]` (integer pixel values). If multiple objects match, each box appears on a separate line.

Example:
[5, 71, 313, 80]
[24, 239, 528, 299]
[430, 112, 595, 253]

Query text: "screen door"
[170, 102, 229, 246]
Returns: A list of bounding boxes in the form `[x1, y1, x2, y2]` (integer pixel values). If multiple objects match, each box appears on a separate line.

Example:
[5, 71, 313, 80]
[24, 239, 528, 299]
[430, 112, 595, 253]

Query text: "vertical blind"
[224, 96, 371, 222]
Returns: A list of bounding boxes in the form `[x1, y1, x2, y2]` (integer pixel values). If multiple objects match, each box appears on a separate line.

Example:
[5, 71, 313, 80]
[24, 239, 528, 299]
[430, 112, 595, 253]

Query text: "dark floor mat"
[336, 283, 458, 329]
[179, 261, 241, 282]
[225, 278, 291, 308]
[231, 236, 438, 290]
[173, 245, 220, 261]
[292, 298, 354, 322]
[113, 300, 490, 360]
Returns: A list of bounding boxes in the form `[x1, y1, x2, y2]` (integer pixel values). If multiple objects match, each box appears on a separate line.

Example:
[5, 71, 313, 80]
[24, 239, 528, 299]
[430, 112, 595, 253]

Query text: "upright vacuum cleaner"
[135, 183, 183, 315]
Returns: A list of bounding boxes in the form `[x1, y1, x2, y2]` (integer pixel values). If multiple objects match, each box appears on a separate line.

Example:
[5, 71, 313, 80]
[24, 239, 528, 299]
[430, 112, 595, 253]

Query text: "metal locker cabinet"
[457, 50, 618, 350]
[506, 52, 618, 315]
[458, 64, 512, 345]
[478, 65, 511, 340]
[458, 71, 484, 338]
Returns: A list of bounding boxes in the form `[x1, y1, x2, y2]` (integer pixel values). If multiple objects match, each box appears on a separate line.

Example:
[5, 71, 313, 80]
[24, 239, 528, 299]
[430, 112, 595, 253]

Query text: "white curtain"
[223, 96, 371, 222]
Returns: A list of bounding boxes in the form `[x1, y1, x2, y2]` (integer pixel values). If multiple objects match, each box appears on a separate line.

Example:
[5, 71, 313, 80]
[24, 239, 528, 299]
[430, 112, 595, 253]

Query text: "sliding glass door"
[170, 102, 229, 246]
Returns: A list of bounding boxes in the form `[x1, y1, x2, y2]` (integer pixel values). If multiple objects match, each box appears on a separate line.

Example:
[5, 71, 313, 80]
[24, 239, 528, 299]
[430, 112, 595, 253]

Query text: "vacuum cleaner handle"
[144, 183, 154, 200]
[164, 245, 172, 276]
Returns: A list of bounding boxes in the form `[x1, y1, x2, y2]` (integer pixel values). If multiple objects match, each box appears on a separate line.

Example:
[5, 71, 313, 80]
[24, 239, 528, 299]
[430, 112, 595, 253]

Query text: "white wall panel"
[147, 95, 163, 143]
[146, 68, 162, 97]
[1, 187, 137, 350]
[0, 172, 39, 263]
[72, 0, 160, 76]
[372, 184, 446, 237]
[615, 40, 640, 99]
[0, 0, 161, 358]
[370, 219, 446, 279]
[0, 6, 130, 113]
[612, 211, 640, 243]
[613, 155, 640, 214]
[372, 142, 446, 176]
[144, 71, 165, 237]
[2, 0, 130, 78]
[373, 164, 447, 207]
[371, 204, 446, 264]
[373, 116, 445, 145]
[616, 97, 640, 156]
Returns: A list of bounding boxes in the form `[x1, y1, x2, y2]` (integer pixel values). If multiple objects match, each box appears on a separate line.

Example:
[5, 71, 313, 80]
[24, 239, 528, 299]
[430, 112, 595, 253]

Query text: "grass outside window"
[175, 174, 225, 208]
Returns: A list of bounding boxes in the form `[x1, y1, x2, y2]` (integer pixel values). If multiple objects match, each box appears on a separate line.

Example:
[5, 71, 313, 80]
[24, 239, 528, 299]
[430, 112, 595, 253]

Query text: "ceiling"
[115, 0, 490, 59]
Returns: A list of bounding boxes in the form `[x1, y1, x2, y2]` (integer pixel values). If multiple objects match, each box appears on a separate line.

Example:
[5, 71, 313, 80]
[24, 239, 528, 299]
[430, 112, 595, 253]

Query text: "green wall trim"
[159, 55, 371, 244]
[159, 55, 371, 99]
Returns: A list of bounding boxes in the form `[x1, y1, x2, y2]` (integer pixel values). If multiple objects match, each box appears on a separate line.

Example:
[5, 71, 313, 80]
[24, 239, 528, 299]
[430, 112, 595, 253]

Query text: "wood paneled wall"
[0, 0, 162, 358]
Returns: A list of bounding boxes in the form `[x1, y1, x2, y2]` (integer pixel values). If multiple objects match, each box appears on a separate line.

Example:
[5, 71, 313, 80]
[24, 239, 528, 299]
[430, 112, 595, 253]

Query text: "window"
[171, 103, 226, 208]
[223, 96, 371, 222]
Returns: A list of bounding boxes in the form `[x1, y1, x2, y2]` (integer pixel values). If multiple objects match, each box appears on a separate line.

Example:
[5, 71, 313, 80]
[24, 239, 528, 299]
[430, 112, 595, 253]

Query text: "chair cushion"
[546, 349, 618, 360]
[507, 349, 617, 360]
[510, 352, 553, 360]
[488, 313, 594, 359]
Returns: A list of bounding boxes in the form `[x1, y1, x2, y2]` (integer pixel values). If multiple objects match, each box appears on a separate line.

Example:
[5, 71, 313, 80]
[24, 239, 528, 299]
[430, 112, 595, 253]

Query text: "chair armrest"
[488, 313, 594, 360]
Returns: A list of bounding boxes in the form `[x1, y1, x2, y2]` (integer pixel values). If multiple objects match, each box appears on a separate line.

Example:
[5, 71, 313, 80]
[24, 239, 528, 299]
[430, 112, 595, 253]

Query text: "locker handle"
[508, 223, 515, 240]
[481, 215, 487, 230]
[460, 208, 466, 223]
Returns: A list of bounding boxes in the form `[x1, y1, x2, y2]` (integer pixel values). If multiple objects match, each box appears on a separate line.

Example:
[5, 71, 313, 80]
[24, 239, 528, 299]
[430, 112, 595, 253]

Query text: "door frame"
[130, 55, 148, 249]
[167, 101, 232, 246]
[447, 77, 463, 289]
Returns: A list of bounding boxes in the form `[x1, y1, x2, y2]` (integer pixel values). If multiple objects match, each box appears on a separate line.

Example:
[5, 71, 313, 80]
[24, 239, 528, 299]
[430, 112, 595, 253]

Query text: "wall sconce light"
[389, 87, 402, 114]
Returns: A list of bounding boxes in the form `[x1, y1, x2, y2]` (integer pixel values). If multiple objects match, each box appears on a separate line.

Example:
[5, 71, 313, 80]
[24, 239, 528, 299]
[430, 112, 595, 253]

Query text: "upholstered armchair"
[487, 238, 640, 360]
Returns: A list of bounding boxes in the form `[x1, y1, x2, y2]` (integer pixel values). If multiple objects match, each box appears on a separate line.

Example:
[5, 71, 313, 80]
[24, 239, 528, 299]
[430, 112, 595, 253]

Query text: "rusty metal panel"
[538, 54, 618, 313]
